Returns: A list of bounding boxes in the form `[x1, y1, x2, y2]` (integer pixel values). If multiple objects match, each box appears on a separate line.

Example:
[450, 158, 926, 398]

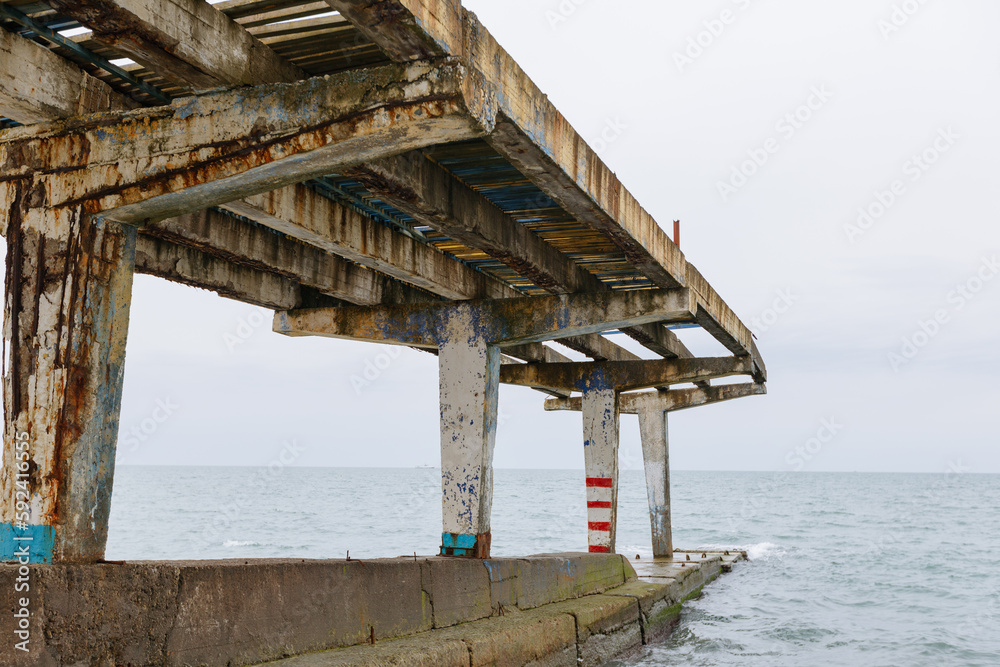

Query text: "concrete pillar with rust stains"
[582, 387, 619, 553]
[1, 184, 137, 563]
[638, 407, 672, 558]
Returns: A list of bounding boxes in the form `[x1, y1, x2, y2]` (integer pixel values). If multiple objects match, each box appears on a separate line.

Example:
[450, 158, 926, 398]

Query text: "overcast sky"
[5, 1, 998, 473]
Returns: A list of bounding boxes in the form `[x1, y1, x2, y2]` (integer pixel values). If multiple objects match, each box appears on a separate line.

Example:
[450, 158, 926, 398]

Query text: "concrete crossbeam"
[223, 184, 511, 302]
[324, 0, 463, 62]
[543, 382, 767, 415]
[1, 188, 136, 563]
[144, 208, 435, 307]
[225, 187, 631, 362]
[135, 233, 301, 310]
[347, 150, 598, 295]
[48, 0, 305, 92]
[0, 59, 488, 224]
[273, 289, 696, 348]
[345, 151, 690, 363]
[0, 26, 134, 124]
[500, 357, 753, 394]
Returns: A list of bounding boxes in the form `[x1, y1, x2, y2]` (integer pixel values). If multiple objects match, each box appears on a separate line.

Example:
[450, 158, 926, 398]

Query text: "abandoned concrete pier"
[0, 0, 766, 663]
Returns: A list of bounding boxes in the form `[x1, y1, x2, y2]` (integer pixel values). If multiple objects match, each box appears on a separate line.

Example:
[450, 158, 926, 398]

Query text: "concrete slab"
[254, 550, 743, 667]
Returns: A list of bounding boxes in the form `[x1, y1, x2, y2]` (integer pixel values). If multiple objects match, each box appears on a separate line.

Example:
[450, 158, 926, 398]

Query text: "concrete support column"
[638, 407, 672, 558]
[437, 335, 500, 558]
[1, 186, 136, 563]
[582, 387, 619, 553]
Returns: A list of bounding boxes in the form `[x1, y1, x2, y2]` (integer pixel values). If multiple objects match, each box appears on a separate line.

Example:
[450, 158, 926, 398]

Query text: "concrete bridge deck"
[1, 0, 766, 647]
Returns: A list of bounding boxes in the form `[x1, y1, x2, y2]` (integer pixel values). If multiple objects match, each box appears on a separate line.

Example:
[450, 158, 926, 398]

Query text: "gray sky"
[6, 1, 999, 473]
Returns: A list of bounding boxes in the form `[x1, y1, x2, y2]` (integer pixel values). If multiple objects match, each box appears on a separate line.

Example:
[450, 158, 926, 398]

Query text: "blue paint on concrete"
[442, 533, 478, 549]
[575, 367, 613, 393]
[174, 96, 200, 120]
[0, 523, 55, 563]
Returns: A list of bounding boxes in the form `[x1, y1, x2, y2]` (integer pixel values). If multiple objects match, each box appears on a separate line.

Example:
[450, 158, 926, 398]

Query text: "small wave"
[222, 540, 263, 547]
[746, 542, 783, 560]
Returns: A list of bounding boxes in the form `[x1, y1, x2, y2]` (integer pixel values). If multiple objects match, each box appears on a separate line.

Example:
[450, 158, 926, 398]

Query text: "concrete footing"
[0, 551, 743, 665]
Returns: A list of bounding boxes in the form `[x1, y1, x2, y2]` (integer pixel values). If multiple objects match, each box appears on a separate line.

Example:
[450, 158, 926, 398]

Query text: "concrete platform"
[255, 550, 746, 667]
[0, 551, 743, 665]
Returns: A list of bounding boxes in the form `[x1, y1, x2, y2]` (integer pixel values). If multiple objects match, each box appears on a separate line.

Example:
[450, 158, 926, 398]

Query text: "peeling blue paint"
[1, 523, 55, 564]
[442, 533, 477, 550]
[575, 367, 613, 393]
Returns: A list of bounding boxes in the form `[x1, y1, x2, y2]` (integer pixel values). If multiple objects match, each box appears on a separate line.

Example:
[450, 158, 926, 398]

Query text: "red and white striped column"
[581, 387, 619, 553]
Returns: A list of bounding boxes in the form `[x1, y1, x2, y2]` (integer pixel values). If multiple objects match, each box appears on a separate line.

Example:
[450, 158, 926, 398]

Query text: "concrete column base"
[440, 531, 491, 558]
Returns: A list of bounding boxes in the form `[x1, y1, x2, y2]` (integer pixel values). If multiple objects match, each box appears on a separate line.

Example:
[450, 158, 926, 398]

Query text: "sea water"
[107, 468, 1000, 666]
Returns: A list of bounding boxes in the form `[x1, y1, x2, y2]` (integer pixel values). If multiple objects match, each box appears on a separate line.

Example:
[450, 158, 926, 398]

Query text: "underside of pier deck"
[0, 0, 766, 565]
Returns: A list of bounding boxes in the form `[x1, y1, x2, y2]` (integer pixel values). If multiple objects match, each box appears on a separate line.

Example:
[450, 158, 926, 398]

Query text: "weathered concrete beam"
[324, 0, 462, 62]
[222, 184, 509, 302]
[345, 150, 687, 363]
[47, 0, 305, 92]
[0, 59, 490, 224]
[347, 150, 597, 294]
[144, 208, 435, 307]
[544, 382, 767, 415]
[224, 186, 628, 362]
[500, 357, 752, 394]
[1, 187, 136, 563]
[274, 289, 696, 348]
[144, 209, 573, 393]
[134, 233, 301, 310]
[0, 26, 133, 124]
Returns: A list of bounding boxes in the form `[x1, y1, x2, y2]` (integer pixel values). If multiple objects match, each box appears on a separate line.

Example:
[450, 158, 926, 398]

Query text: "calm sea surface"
[108, 468, 1000, 666]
